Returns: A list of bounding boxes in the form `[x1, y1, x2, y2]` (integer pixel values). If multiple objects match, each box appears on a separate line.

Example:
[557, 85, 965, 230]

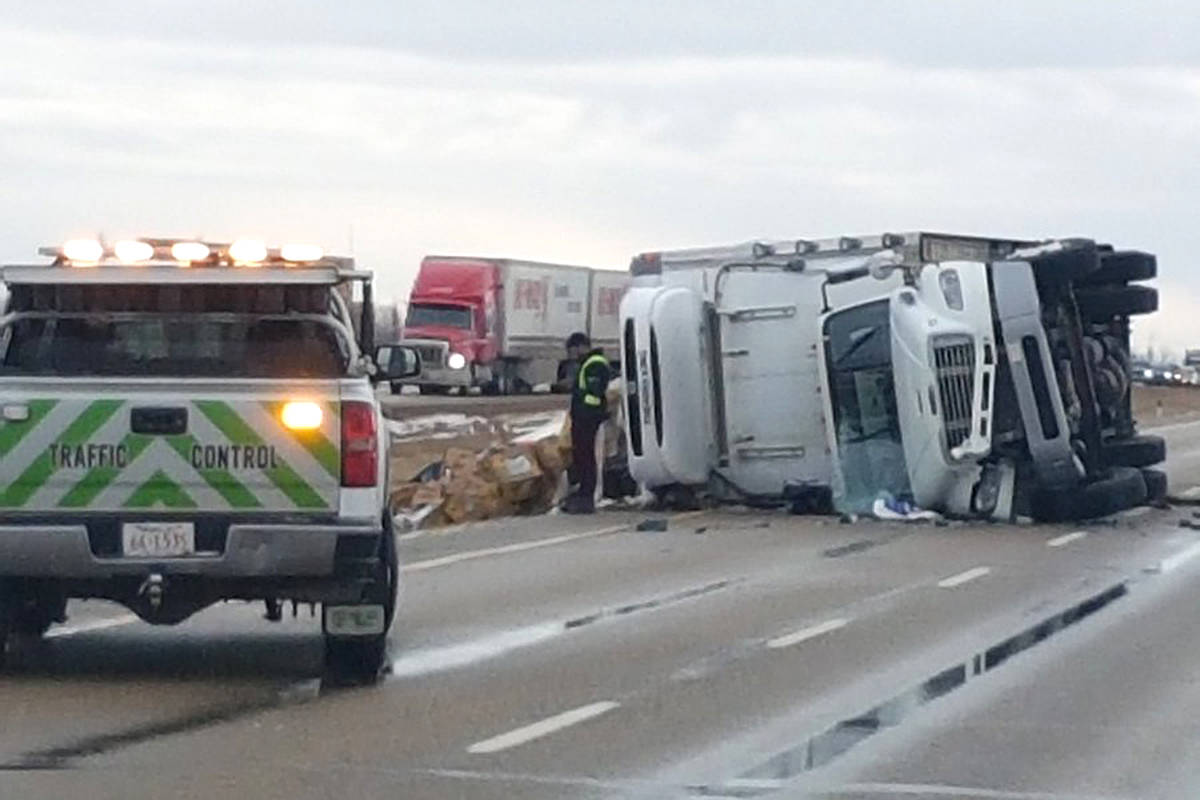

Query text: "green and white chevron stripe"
[0, 398, 341, 512]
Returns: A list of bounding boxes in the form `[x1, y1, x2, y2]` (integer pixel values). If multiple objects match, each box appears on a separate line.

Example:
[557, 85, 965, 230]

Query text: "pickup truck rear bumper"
[0, 521, 380, 579]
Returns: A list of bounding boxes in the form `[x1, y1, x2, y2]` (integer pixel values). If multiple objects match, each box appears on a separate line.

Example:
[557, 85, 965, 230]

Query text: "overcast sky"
[2, 1, 1197, 356]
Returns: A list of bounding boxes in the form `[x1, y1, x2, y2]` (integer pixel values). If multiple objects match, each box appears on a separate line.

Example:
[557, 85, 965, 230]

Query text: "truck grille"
[416, 346, 443, 368]
[933, 337, 975, 450]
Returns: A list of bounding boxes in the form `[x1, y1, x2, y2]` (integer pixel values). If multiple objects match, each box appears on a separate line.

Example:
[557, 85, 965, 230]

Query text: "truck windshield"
[823, 299, 912, 512]
[0, 315, 348, 378]
[406, 303, 472, 329]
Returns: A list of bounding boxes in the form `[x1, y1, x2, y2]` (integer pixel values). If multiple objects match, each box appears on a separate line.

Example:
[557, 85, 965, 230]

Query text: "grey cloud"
[7, 0, 1200, 68]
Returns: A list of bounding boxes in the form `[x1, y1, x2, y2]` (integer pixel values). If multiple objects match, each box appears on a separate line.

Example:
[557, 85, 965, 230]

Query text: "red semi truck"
[396, 256, 628, 394]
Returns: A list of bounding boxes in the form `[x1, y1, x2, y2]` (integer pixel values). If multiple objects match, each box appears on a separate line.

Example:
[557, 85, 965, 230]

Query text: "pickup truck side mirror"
[374, 345, 421, 380]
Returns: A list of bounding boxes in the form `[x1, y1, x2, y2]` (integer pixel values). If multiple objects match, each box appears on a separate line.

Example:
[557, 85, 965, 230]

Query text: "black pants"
[570, 413, 603, 499]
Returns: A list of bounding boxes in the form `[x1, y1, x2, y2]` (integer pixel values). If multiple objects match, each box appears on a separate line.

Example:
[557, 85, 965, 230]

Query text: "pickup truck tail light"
[341, 401, 378, 487]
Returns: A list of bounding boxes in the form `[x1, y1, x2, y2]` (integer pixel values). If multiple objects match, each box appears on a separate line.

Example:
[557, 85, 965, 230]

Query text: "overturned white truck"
[620, 232, 1162, 521]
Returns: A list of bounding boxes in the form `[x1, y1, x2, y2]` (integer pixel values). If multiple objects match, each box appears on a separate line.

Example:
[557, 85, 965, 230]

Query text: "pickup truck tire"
[1083, 250, 1157, 286]
[1102, 434, 1166, 468]
[10, 594, 67, 638]
[1032, 467, 1147, 522]
[323, 517, 398, 686]
[1076, 285, 1158, 321]
[1141, 468, 1168, 503]
[1028, 240, 1101, 283]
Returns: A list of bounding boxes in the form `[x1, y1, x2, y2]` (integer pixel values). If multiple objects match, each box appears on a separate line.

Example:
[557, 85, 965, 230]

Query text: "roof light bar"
[38, 237, 348, 269]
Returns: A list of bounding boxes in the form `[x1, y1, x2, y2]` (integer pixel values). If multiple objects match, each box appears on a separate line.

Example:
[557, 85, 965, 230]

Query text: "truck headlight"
[1142, 368, 1154, 379]
[447, 352, 467, 370]
[938, 268, 964, 311]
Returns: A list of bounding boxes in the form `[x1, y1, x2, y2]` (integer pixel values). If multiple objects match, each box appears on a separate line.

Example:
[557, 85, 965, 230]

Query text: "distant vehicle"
[622, 232, 1164, 522]
[397, 256, 628, 394]
[0, 238, 420, 684]
[1137, 363, 1185, 386]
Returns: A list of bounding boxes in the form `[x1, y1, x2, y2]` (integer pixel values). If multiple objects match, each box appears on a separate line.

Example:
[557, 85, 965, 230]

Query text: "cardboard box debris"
[411, 482, 445, 507]
[443, 447, 479, 478]
[388, 382, 630, 529]
[482, 446, 544, 504]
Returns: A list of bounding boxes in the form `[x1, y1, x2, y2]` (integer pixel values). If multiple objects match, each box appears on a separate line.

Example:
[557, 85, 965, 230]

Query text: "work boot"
[562, 493, 595, 514]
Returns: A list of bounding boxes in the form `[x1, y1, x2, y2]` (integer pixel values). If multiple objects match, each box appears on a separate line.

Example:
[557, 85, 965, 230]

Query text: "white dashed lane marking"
[1046, 531, 1088, 548]
[936, 566, 991, 589]
[1152, 541, 1200, 575]
[467, 701, 620, 754]
[766, 618, 849, 650]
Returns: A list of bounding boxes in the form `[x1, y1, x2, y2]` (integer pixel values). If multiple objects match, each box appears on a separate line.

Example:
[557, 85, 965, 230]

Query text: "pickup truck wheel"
[11, 595, 66, 638]
[1083, 250, 1157, 286]
[1032, 467, 1147, 522]
[1076, 285, 1158, 321]
[323, 518, 398, 686]
[1102, 434, 1166, 468]
[1141, 468, 1168, 503]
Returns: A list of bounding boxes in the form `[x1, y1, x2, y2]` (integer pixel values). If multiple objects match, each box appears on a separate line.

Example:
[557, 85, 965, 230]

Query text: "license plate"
[122, 522, 196, 558]
[324, 605, 385, 636]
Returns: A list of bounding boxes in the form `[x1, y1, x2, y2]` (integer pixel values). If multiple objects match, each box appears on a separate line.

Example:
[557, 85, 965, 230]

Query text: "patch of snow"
[509, 411, 568, 443]
[386, 413, 493, 441]
[1010, 240, 1064, 260]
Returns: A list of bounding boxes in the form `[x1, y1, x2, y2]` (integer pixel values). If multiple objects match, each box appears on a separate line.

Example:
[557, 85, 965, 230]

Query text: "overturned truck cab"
[621, 233, 1162, 522]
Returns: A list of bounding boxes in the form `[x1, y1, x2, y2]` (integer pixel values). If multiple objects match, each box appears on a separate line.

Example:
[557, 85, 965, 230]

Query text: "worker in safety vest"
[563, 332, 610, 514]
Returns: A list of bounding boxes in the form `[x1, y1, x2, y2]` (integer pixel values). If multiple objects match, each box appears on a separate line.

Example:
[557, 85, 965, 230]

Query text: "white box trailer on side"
[623, 232, 1164, 522]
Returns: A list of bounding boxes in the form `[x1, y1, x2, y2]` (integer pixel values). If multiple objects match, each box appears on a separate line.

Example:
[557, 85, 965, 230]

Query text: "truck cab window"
[405, 303, 472, 329]
[823, 299, 912, 512]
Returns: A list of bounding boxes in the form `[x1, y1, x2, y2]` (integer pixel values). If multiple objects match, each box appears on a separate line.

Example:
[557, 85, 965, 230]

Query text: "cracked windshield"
[0, 2, 1197, 798]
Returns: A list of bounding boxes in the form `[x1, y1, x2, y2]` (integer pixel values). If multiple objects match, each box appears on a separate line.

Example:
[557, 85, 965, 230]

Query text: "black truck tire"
[1027, 239, 1101, 283]
[1141, 468, 1168, 503]
[1075, 285, 1158, 321]
[1032, 467, 1147, 522]
[1083, 250, 1157, 286]
[324, 517, 398, 686]
[1102, 434, 1166, 468]
[10, 594, 67, 638]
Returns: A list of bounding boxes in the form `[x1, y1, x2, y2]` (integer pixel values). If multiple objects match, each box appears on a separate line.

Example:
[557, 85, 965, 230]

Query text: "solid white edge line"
[44, 613, 140, 638]
[467, 701, 619, 754]
[1155, 540, 1200, 574]
[402, 526, 627, 573]
[766, 618, 849, 649]
[937, 566, 991, 589]
[402, 512, 706, 573]
[1046, 531, 1088, 548]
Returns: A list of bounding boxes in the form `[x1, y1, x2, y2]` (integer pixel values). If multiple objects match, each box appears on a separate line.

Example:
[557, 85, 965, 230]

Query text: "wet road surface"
[3, 422, 1200, 799]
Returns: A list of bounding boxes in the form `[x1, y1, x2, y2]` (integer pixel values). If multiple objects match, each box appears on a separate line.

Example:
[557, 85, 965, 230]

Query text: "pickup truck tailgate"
[0, 381, 341, 513]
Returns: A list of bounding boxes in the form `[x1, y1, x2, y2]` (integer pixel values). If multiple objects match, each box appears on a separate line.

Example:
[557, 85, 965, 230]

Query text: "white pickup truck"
[0, 238, 419, 683]
[621, 232, 1162, 521]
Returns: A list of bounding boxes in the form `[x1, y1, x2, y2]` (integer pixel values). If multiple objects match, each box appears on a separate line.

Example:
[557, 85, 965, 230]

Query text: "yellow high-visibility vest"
[578, 353, 608, 407]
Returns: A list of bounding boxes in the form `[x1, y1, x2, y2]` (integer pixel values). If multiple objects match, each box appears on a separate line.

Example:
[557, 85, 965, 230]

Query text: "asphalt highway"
[3, 421, 1200, 799]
